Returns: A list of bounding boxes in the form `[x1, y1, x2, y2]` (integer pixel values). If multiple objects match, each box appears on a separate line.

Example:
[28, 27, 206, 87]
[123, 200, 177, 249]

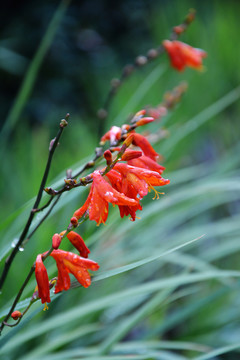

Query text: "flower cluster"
[33, 112, 170, 306]
[73, 122, 170, 224]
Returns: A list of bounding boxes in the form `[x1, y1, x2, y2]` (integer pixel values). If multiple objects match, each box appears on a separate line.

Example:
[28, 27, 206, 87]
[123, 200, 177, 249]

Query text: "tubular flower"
[163, 40, 207, 72]
[130, 133, 159, 161]
[67, 231, 90, 258]
[128, 155, 165, 174]
[35, 254, 51, 304]
[114, 163, 170, 200]
[100, 126, 122, 145]
[73, 170, 140, 225]
[106, 169, 142, 221]
[50, 250, 99, 293]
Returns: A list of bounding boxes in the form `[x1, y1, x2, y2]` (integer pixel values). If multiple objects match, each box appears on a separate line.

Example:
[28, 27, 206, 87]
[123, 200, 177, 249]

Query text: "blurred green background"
[1, 0, 240, 359]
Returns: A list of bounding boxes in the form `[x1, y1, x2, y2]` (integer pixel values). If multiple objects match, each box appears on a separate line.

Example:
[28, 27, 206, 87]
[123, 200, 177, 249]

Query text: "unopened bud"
[44, 187, 56, 195]
[104, 150, 112, 165]
[70, 217, 78, 227]
[86, 160, 95, 168]
[11, 311, 22, 320]
[173, 25, 184, 34]
[111, 78, 121, 89]
[123, 133, 134, 147]
[60, 119, 68, 128]
[135, 55, 148, 66]
[147, 48, 158, 59]
[185, 9, 195, 24]
[122, 64, 134, 77]
[97, 108, 108, 120]
[121, 150, 142, 161]
[66, 169, 72, 179]
[49, 138, 58, 151]
[52, 233, 62, 249]
[135, 117, 155, 127]
[64, 179, 77, 186]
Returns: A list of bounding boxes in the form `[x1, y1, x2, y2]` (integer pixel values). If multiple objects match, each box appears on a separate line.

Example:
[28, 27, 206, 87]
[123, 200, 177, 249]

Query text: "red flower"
[67, 231, 90, 258]
[113, 163, 170, 199]
[35, 254, 51, 304]
[130, 133, 159, 161]
[163, 40, 207, 72]
[128, 155, 165, 174]
[50, 250, 99, 293]
[105, 169, 142, 221]
[73, 170, 140, 225]
[100, 126, 122, 145]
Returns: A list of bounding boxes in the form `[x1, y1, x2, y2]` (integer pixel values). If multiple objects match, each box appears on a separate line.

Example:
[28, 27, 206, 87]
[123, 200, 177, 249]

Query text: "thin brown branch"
[0, 115, 69, 291]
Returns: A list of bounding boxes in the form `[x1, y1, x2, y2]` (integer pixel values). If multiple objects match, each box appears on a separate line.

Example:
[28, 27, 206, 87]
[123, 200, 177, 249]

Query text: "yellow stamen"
[149, 185, 165, 200]
[43, 303, 49, 311]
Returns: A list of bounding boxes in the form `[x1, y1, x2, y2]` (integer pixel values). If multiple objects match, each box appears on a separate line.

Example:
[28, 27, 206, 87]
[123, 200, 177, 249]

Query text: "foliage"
[1, 1, 240, 359]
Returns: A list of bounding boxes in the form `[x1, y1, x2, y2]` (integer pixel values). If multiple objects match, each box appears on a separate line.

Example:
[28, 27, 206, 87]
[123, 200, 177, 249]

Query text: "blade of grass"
[99, 288, 177, 355]
[1, 270, 240, 350]
[194, 342, 240, 360]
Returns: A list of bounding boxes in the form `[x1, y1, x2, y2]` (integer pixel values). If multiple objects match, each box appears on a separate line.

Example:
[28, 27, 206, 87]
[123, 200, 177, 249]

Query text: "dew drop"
[11, 238, 18, 248]
[18, 246, 24, 252]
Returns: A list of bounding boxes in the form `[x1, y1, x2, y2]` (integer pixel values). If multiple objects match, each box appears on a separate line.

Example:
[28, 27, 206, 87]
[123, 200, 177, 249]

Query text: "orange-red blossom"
[50, 250, 99, 293]
[73, 170, 140, 225]
[163, 40, 207, 71]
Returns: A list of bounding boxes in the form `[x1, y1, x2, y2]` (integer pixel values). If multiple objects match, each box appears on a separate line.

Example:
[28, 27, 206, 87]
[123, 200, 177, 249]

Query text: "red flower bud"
[52, 233, 62, 249]
[11, 311, 22, 320]
[121, 149, 142, 161]
[67, 231, 90, 258]
[135, 117, 155, 127]
[104, 150, 112, 165]
[70, 216, 78, 227]
[123, 133, 134, 147]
